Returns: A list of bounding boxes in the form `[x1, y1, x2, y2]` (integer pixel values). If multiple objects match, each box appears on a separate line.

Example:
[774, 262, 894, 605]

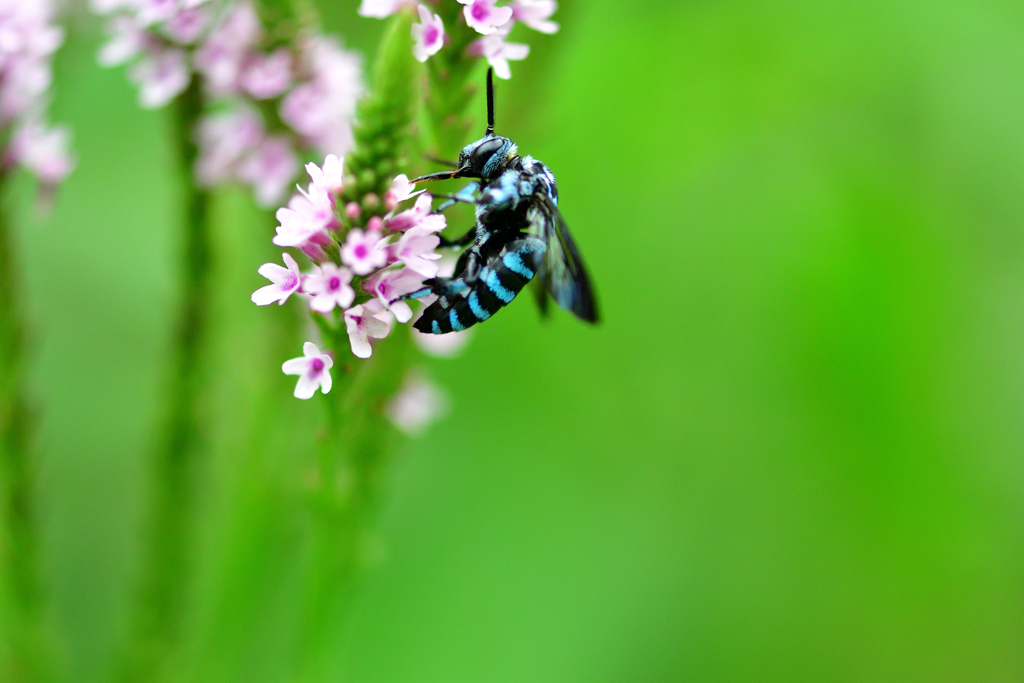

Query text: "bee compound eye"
[470, 138, 505, 170]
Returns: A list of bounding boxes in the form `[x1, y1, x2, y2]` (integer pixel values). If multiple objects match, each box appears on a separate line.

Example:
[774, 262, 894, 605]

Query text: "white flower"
[511, 0, 559, 34]
[282, 342, 333, 399]
[340, 228, 387, 276]
[457, 0, 514, 36]
[273, 184, 337, 249]
[252, 252, 302, 306]
[344, 300, 391, 359]
[362, 267, 425, 323]
[305, 154, 344, 194]
[306, 262, 354, 313]
[390, 225, 441, 278]
[411, 5, 444, 63]
[384, 192, 445, 232]
[385, 371, 449, 435]
[383, 173, 423, 211]
[468, 23, 529, 80]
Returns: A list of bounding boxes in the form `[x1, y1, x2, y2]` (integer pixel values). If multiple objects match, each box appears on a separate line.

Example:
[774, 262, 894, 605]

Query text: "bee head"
[455, 135, 517, 179]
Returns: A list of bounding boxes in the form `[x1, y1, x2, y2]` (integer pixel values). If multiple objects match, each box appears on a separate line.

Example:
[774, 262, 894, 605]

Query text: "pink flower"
[240, 48, 292, 99]
[385, 371, 449, 435]
[362, 267, 424, 323]
[385, 193, 445, 232]
[194, 106, 263, 185]
[282, 342, 333, 399]
[236, 135, 300, 207]
[340, 228, 387, 276]
[129, 48, 189, 107]
[252, 252, 302, 306]
[357, 0, 417, 18]
[511, 0, 559, 34]
[11, 120, 75, 185]
[305, 154, 344, 195]
[468, 23, 529, 79]
[272, 184, 337, 249]
[390, 225, 441, 278]
[411, 5, 444, 63]
[306, 262, 354, 313]
[344, 300, 391, 359]
[457, 0, 513, 36]
[384, 173, 423, 211]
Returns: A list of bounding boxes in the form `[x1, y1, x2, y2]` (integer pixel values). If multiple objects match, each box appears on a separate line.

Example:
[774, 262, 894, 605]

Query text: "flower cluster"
[359, 0, 557, 78]
[254, 155, 453, 399]
[0, 0, 74, 189]
[94, 0, 363, 206]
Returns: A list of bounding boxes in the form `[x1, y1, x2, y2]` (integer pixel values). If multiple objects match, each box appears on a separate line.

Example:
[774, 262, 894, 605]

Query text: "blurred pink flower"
[386, 371, 449, 435]
[236, 135, 300, 207]
[240, 48, 292, 99]
[468, 23, 529, 79]
[511, 0, 559, 34]
[129, 48, 190, 107]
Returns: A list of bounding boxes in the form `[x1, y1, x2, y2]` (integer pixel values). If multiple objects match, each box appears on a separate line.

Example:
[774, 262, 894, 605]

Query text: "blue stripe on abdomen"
[483, 268, 515, 303]
[449, 308, 465, 331]
[468, 291, 491, 321]
[502, 252, 534, 279]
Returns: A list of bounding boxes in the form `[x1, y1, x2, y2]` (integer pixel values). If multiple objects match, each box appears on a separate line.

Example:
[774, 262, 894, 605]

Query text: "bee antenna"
[485, 67, 495, 136]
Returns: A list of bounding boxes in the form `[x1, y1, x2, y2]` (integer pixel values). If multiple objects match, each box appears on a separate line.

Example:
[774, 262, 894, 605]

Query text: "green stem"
[293, 12, 421, 679]
[0, 173, 46, 683]
[118, 76, 212, 683]
[295, 327, 412, 682]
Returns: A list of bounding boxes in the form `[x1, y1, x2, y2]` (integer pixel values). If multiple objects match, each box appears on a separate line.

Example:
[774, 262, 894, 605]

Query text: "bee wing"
[528, 193, 599, 323]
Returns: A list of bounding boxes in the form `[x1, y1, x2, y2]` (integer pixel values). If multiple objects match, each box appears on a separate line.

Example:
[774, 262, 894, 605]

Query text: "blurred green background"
[12, 0, 1024, 680]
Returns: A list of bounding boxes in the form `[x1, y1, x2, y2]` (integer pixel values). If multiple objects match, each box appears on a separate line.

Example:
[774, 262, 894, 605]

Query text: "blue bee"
[398, 68, 598, 335]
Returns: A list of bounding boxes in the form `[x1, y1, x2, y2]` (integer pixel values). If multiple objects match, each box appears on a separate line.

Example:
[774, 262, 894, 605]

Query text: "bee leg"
[434, 182, 480, 213]
[390, 276, 469, 306]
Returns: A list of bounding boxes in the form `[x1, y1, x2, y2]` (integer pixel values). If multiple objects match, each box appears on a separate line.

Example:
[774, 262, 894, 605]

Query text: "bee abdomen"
[414, 244, 541, 335]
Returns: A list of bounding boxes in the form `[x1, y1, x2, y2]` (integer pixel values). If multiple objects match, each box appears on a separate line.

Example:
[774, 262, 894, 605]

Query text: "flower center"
[283, 273, 298, 290]
[424, 26, 439, 45]
[354, 244, 368, 259]
[329, 276, 341, 290]
[311, 358, 325, 373]
[471, 3, 487, 20]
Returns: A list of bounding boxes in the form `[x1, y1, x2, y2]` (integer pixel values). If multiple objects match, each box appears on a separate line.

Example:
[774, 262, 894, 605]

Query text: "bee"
[398, 68, 598, 334]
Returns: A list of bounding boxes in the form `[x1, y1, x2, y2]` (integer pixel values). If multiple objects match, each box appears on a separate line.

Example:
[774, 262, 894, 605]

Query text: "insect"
[398, 68, 598, 335]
